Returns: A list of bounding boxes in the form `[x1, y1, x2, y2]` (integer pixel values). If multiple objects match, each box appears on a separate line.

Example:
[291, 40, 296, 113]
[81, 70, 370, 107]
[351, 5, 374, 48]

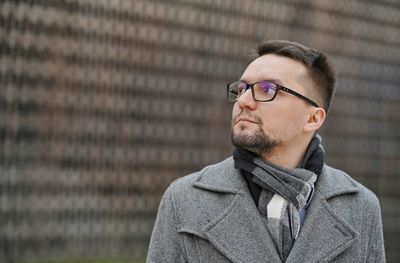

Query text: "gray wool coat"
[147, 157, 385, 263]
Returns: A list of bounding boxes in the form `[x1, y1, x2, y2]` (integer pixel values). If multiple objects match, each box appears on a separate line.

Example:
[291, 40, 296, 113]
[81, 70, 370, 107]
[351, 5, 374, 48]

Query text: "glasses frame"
[227, 80, 319, 107]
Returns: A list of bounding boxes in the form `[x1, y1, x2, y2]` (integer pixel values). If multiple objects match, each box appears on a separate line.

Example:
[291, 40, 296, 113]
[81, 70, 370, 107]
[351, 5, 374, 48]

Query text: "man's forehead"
[241, 54, 309, 83]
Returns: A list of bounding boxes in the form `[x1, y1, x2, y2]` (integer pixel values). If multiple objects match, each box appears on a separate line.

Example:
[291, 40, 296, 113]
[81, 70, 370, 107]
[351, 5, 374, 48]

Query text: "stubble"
[231, 112, 280, 157]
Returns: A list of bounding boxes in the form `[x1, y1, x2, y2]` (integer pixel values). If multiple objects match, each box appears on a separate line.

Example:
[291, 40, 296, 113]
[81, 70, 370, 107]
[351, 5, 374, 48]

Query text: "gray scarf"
[233, 135, 324, 261]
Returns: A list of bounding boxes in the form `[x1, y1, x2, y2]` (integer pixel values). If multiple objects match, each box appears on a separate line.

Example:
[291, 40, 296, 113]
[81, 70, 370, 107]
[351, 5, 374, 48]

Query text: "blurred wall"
[0, 0, 399, 262]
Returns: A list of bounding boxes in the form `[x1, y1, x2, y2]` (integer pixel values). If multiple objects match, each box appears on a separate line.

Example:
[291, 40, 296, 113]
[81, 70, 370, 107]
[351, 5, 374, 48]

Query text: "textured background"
[0, 0, 399, 262]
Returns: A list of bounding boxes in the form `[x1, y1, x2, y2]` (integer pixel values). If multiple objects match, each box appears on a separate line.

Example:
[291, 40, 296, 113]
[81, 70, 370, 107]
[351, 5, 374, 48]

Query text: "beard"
[231, 113, 280, 157]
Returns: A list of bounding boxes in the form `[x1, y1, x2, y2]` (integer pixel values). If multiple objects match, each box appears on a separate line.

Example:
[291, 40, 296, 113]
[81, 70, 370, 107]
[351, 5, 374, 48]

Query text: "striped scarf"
[233, 135, 324, 261]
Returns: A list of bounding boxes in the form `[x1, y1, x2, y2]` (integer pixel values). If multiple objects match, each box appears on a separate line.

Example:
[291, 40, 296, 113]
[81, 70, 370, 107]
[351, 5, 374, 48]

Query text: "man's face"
[231, 54, 314, 157]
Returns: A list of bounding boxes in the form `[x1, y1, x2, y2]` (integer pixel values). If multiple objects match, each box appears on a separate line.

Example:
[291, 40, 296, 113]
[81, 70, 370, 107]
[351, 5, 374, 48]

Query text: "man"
[147, 40, 385, 262]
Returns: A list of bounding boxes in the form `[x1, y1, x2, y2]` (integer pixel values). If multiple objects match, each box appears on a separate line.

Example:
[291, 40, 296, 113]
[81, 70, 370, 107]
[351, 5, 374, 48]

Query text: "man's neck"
[261, 139, 311, 169]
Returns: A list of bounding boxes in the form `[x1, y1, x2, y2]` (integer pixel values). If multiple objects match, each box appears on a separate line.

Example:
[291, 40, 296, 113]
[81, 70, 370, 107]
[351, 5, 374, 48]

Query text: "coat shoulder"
[162, 157, 239, 237]
[168, 157, 233, 192]
[167, 156, 238, 195]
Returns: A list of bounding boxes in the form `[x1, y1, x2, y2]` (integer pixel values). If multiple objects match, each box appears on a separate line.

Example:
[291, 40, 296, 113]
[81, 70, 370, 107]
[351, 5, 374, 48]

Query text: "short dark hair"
[257, 40, 336, 112]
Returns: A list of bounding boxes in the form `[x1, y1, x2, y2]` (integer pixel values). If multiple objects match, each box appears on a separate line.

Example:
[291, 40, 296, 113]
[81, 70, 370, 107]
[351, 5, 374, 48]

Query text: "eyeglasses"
[227, 80, 319, 107]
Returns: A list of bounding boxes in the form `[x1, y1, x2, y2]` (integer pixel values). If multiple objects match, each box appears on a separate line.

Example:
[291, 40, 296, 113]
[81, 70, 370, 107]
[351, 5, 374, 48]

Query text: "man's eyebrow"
[267, 78, 284, 85]
[238, 78, 284, 84]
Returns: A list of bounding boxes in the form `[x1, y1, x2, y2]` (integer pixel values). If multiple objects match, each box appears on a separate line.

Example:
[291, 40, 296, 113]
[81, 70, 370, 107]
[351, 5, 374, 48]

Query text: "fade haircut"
[257, 40, 336, 113]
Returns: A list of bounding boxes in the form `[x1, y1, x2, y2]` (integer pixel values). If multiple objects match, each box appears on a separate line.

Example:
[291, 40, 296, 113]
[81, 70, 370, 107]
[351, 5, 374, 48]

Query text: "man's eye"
[260, 82, 276, 94]
[238, 86, 247, 94]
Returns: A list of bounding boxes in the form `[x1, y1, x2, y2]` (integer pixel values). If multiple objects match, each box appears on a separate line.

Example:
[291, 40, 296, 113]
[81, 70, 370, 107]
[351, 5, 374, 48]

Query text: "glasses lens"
[254, 81, 277, 101]
[227, 81, 247, 101]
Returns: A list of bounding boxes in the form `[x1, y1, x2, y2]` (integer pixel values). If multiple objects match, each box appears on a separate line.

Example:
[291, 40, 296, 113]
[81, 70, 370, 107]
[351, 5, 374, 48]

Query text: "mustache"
[232, 110, 262, 125]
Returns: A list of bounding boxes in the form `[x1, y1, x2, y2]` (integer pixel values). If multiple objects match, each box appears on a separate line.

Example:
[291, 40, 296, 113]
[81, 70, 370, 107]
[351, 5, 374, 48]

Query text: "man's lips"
[235, 117, 258, 124]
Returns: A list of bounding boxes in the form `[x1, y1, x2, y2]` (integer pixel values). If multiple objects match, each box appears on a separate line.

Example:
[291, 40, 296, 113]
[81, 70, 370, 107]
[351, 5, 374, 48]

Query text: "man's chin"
[231, 133, 258, 148]
[232, 131, 254, 143]
[231, 129, 279, 157]
[233, 124, 259, 135]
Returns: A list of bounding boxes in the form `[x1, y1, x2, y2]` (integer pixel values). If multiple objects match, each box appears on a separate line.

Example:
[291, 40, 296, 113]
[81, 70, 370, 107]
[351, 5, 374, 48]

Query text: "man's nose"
[237, 88, 257, 110]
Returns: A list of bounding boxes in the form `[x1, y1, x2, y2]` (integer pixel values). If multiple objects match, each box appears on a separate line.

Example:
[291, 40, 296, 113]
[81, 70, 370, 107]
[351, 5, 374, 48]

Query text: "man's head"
[256, 40, 335, 112]
[230, 40, 335, 161]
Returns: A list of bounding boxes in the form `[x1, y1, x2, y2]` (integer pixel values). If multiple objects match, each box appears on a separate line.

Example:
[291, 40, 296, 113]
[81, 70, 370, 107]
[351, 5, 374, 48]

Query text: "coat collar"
[193, 157, 246, 194]
[190, 157, 361, 263]
[193, 157, 359, 197]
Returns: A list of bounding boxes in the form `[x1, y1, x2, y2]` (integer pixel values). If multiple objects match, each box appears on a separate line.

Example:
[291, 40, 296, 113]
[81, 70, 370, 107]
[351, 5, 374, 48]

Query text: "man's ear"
[304, 107, 326, 133]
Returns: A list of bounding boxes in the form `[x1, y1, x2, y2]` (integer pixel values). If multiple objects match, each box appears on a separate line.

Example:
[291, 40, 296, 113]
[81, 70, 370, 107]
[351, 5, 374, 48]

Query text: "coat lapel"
[202, 188, 282, 263]
[286, 165, 360, 263]
[192, 158, 282, 262]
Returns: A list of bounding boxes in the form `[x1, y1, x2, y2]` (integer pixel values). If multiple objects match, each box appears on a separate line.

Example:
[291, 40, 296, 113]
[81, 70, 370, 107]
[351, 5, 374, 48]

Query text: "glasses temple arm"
[280, 87, 319, 107]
